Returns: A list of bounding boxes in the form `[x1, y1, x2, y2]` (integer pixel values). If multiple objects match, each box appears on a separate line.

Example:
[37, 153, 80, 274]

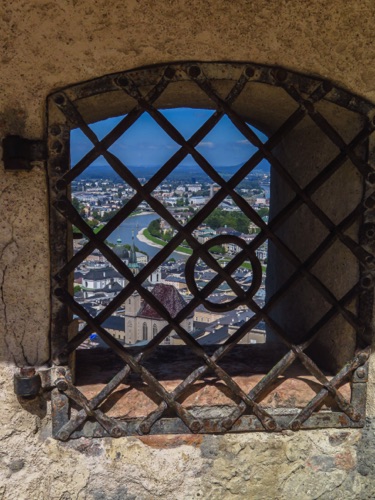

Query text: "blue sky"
[71, 108, 269, 169]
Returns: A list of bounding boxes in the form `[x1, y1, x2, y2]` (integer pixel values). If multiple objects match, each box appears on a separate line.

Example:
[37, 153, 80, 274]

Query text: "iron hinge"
[13, 366, 68, 399]
[2, 134, 47, 171]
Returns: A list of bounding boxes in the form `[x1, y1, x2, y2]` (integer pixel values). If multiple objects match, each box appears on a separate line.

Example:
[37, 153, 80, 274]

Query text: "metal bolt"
[54, 287, 65, 298]
[59, 431, 70, 441]
[365, 225, 375, 239]
[265, 418, 277, 431]
[50, 124, 62, 136]
[117, 76, 129, 87]
[245, 66, 255, 78]
[188, 66, 201, 78]
[55, 378, 68, 391]
[139, 422, 151, 434]
[190, 420, 202, 433]
[55, 179, 67, 191]
[361, 275, 373, 289]
[54, 94, 65, 105]
[51, 140, 63, 154]
[290, 419, 301, 431]
[111, 426, 122, 437]
[356, 367, 366, 379]
[164, 67, 175, 80]
[274, 68, 287, 82]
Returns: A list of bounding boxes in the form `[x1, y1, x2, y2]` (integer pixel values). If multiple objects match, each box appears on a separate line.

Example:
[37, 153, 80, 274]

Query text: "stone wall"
[1, 1, 375, 498]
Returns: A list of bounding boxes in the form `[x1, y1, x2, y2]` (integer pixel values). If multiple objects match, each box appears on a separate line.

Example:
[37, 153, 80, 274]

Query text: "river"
[106, 213, 186, 262]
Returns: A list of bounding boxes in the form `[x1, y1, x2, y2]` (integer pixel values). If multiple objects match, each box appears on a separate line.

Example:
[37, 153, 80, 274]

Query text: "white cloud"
[198, 141, 215, 148]
[236, 139, 249, 145]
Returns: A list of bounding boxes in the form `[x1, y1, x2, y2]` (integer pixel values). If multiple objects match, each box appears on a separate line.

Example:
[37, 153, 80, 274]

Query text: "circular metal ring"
[185, 235, 262, 312]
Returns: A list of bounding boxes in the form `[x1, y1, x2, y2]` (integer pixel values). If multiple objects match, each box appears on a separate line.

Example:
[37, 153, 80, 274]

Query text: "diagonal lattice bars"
[47, 62, 374, 438]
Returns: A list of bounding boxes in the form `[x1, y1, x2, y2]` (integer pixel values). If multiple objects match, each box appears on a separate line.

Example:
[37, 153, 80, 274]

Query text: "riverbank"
[137, 228, 192, 256]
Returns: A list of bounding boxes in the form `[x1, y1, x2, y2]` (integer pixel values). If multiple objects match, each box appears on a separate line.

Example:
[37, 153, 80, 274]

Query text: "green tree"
[210, 245, 225, 254]
[148, 219, 161, 238]
[257, 207, 269, 218]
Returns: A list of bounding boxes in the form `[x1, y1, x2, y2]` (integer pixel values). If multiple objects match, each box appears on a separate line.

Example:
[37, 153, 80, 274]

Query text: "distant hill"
[77, 161, 270, 181]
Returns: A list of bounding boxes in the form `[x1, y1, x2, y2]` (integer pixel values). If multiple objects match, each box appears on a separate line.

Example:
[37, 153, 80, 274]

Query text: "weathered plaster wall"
[1, 1, 375, 498]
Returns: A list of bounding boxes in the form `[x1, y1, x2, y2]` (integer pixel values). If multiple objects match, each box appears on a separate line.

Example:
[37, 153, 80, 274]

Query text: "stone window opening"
[46, 62, 374, 439]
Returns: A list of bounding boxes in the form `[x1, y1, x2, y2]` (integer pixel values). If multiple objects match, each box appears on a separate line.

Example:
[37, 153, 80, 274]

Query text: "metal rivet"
[54, 287, 65, 298]
[59, 431, 70, 441]
[139, 422, 150, 434]
[164, 67, 175, 80]
[290, 420, 301, 431]
[188, 66, 201, 78]
[190, 420, 202, 433]
[245, 66, 255, 78]
[111, 426, 122, 437]
[356, 367, 366, 379]
[361, 275, 373, 289]
[117, 76, 129, 87]
[51, 140, 63, 153]
[50, 124, 62, 136]
[265, 418, 277, 431]
[54, 94, 65, 105]
[55, 179, 67, 191]
[275, 68, 288, 82]
[55, 378, 68, 391]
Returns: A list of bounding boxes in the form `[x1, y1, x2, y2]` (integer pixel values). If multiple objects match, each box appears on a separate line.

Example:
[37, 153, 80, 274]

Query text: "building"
[124, 283, 194, 344]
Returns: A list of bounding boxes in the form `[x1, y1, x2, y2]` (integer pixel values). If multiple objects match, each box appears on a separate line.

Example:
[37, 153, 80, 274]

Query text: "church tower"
[124, 231, 141, 343]
[128, 231, 140, 276]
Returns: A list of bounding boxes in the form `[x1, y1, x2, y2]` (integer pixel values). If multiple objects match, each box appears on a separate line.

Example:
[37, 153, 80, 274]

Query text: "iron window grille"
[47, 62, 375, 440]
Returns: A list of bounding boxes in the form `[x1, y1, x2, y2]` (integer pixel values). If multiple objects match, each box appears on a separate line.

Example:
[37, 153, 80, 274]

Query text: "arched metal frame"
[47, 62, 375, 439]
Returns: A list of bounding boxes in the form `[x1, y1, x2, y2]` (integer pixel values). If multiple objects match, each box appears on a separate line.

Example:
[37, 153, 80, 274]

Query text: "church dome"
[112, 244, 130, 260]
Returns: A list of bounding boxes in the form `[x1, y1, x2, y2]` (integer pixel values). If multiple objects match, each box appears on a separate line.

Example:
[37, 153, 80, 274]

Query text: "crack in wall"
[0, 264, 16, 365]
[0, 222, 28, 366]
